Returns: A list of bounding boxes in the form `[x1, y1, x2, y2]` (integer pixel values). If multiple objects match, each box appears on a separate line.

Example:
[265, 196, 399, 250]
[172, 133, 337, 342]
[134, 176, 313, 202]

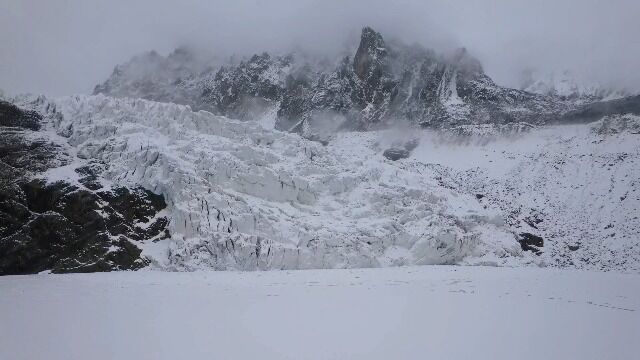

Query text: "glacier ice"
[19, 94, 527, 270]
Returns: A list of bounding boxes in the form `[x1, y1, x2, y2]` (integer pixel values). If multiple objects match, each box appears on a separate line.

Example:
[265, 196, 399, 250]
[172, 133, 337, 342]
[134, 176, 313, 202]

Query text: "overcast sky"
[1, 0, 639, 96]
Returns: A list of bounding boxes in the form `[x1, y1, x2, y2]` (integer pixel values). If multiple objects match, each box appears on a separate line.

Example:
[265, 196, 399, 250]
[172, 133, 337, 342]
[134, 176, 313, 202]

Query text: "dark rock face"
[277, 28, 397, 134]
[0, 100, 41, 130]
[518, 233, 544, 255]
[559, 95, 640, 124]
[1, 180, 168, 275]
[352, 27, 395, 118]
[0, 101, 169, 275]
[354, 27, 387, 80]
[201, 53, 292, 118]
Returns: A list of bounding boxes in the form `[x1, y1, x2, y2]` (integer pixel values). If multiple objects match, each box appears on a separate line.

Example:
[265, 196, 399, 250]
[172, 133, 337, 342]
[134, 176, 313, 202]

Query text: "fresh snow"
[1, 266, 638, 360]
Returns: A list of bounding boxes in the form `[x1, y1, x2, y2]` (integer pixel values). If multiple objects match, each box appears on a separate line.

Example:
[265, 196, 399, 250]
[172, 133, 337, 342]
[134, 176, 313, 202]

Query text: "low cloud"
[1, 0, 639, 96]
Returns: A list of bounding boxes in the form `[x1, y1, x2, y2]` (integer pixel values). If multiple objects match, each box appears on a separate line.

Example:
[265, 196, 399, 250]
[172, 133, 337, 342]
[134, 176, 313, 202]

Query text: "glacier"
[9, 93, 639, 272]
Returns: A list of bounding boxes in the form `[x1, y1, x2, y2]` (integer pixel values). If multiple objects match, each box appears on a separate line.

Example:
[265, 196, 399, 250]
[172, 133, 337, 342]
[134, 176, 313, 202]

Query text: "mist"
[1, 0, 639, 96]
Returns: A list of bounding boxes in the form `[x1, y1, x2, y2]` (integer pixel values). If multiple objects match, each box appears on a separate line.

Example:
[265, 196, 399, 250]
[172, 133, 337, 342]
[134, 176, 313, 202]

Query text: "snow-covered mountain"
[520, 69, 632, 103]
[93, 28, 573, 139]
[2, 26, 640, 275]
[95, 27, 640, 140]
[93, 47, 219, 112]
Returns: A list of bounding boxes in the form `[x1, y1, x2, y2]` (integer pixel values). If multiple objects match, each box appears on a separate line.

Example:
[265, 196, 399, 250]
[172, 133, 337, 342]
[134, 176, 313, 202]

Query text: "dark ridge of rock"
[0, 101, 170, 275]
[201, 53, 292, 118]
[353, 27, 395, 109]
[75, 162, 106, 190]
[94, 26, 639, 139]
[518, 233, 544, 255]
[354, 27, 387, 79]
[0, 100, 42, 130]
[277, 28, 397, 134]
[0, 130, 64, 173]
[559, 95, 640, 123]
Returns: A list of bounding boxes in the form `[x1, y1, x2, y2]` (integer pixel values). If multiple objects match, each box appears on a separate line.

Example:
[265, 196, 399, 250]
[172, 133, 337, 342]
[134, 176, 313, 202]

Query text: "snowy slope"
[13, 94, 640, 272]
[413, 117, 640, 271]
[1, 266, 638, 360]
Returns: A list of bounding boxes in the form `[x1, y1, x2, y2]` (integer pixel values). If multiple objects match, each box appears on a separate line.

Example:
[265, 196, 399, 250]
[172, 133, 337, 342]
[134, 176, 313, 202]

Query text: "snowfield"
[1, 266, 638, 360]
[12, 94, 640, 272]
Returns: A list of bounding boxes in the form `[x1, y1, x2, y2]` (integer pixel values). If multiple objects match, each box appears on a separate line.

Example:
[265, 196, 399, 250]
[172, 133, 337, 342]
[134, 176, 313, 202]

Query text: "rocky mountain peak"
[353, 27, 389, 80]
[93, 26, 640, 139]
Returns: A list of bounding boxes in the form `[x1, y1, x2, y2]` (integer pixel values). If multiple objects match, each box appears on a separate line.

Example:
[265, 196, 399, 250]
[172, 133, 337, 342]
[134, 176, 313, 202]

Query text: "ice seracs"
[17, 94, 530, 271]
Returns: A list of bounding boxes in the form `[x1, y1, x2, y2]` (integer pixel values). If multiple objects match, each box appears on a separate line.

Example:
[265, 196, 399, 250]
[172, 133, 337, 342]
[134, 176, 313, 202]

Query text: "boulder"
[518, 233, 544, 255]
[383, 148, 410, 161]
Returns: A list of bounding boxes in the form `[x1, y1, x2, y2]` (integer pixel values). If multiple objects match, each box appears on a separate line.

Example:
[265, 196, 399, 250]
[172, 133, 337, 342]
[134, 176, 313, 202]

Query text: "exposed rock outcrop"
[0, 100, 170, 275]
[517, 233, 544, 255]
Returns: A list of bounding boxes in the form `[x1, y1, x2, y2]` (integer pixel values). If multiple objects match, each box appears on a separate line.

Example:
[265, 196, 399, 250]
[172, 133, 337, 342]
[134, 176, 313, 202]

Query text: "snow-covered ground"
[1, 266, 638, 360]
